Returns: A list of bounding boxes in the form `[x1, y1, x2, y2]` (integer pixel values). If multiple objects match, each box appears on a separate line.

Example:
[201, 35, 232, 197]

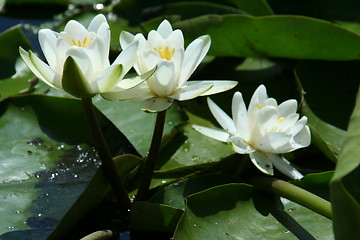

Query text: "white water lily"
[102, 19, 237, 112]
[19, 14, 145, 98]
[193, 85, 311, 179]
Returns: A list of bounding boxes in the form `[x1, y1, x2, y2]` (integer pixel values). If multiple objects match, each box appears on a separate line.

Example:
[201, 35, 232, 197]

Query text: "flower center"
[71, 37, 94, 48]
[277, 117, 284, 123]
[154, 46, 175, 60]
[255, 104, 264, 110]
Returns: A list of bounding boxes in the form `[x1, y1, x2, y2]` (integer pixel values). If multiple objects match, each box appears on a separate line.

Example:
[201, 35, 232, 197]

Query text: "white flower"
[19, 14, 145, 98]
[102, 19, 237, 112]
[193, 85, 311, 179]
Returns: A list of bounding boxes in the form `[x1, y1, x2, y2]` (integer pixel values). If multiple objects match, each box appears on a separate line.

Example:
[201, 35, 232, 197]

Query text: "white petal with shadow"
[192, 125, 229, 142]
[249, 151, 274, 175]
[208, 97, 237, 135]
[171, 81, 212, 101]
[268, 154, 303, 179]
[142, 97, 173, 112]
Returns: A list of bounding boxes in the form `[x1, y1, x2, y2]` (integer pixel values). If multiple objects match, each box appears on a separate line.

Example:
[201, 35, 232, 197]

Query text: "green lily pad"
[0, 26, 31, 78]
[174, 14, 360, 60]
[48, 154, 142, 240]
[174, 183, 334, 240]
[330, 84, 360, 240]
[229, 0, 274, 16]
[0, 94, 136, 238]
[94, 96, 186, 157]
[130, 201, 183, 233]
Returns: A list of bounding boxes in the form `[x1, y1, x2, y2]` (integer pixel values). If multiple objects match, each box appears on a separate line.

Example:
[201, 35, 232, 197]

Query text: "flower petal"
[232, 92, 249, 140]
[192, 125, 229, 142]
[152, 60, 176, 96]
[171, 81, 213, 101]
[248, 84, 268, 116]
[207, 97, 237, 135]
[142, 97, 173, 112]
[263, 97, 277, 107]
[198, 80, 238, 96]
[249, 151, 274, 175]
[96, 64, 123, 93]
[289, 116, 308, 136]
[179, 35, 210, 85]
[156, 19, 173, 38]
[291, 125, 311, 149]
[256, 132, 292, 153]
[113, 40, 139, 79]
[229, 136, 254, 154]
[64, 20, 88, 37]
[278, 99, 298, 117]
[148, 30, 164, 49]
[102, 82, 153, 101]
[268, 154, 303, 179]
[87, 14, 107, 32]
[166, 29, 184, 51]
[19, 48, 60, 89]
[38, 29, 58, 70]
[66, 47, 94, 84]
[278, 113, 299, 132]
[259, 105, 279, 126]
[86, 35, 110, 72]
[116, 67, 156, 90]
[120, 31, 135, 49]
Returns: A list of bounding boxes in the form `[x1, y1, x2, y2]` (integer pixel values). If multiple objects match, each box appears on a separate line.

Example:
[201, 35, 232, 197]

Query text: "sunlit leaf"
[174, 184, 333, 239]
[174, 14, 360, 60]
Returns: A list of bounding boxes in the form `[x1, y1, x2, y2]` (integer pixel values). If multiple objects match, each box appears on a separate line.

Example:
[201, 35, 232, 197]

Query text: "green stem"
[136, 110, 167, 201]
[81, 98, 131, 212]
[251, 176, 332, 220]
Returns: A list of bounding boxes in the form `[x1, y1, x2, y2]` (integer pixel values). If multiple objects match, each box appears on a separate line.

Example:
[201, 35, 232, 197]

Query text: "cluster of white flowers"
[20, 14, 236, 104]
[20, 14, 311, 179]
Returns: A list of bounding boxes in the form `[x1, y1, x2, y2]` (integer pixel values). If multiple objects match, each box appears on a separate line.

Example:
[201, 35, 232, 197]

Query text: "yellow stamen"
[71, 37, 93, 48]
[154, 46, 175, 60]
[255, 104, 263, 110]
[277, 117, 285, 123]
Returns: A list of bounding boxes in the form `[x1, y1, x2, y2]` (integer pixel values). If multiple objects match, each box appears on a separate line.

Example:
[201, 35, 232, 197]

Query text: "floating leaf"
[174, 14, 360, 60]
[130, 201, 183, 233]
[330, 85, 360, 240]
[174, 184, 333, 239]
[0, 95, 135, 238]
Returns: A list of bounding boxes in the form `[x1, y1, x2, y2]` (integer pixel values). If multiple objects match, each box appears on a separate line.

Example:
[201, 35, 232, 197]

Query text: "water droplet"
[191, 156, 201, 162]
[107, 13, 118, 22]
[57, 144, 65, 150]
[284, 230, 290, 233]
[37, 213, 42, 217]
[93, 3, 104, 10]
[161, 180, 167, 184]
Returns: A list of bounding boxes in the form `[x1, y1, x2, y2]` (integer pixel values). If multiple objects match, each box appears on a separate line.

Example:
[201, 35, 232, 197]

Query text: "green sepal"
[62, 56, 93, 98]
[97, 63, 123, 93]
